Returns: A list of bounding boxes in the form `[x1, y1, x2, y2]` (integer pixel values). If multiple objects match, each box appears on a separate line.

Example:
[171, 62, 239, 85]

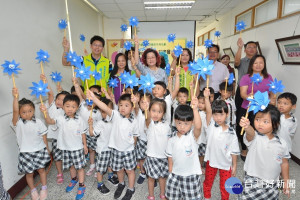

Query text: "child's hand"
[203, 88, 210, 98]
[231, 166, 236, 177]
[56, 83, 62, 93]
[40, 104, 47, 113]
[191, 96, 198, 109]
[134, 35, 139, 45]
[72, 77, 78, 85]
[86, 90, 96, 101]
[62, 37, 70, 51]
[168, 76, 173, 83]
[40, 74, 47, 82]
[189, 80, 194, 89]
[84, 48, 88, 56]
[171, 52, 176, 60]
[88, 117, 93, 126]
[84, 145, 88, 155]
[283, 181, 290, 198]
[175, 67, 180, 76]
[239, 117, 250, 129]
[12, 87, 19, 98]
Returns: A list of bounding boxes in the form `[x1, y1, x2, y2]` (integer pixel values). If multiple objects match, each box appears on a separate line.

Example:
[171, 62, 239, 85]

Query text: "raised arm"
[281, 158, 290, 198]
[134, 36, 140, 65]
[171, 67, 180, 100]
[234, 38, 244, 67]
[170, 52, 177, 76]
[87, 90, 112, 117]
[191, 96, 201, 140]
[203, 88, 212, 125]
[88, 117, 94, 136]
[12, 88, 19, 126]
[40, 74, 54, 105]
[131, 93, 140, 116]
[39, 105, 56, 125]
[239, 116, 255, 142]
[72, 77, 85, 102]
[62, 37, 71, 66]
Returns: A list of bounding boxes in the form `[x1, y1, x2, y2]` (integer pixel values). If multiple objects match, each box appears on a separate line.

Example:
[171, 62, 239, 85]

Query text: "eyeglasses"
[208, 51, 218, 54]
[92, 44, 103, 48]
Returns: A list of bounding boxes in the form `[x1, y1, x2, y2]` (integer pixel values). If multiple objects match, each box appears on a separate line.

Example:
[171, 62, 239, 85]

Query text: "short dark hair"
[55, 91, 70, 100]
[178, 87, 189, 96]
[149, 98, 167, 115]
[197, 90, 205, 100]
[125, 47, 135, 59]
[244, 41, 257, 49]
[208, 87, 215, 94]
[89, 85, 101, 93]
[219, 82, 233, 91]
[70, 85, 84, 94]
[90, 35, 105, 47]
[154, 81, 167, 90]
[247, 54, 269, 78]
[63, 94, 80, 107]
[100, 97, 113, 107]
[278, 92, 297, 105]
[208, 44, 220, 53]
[19, 98, 35, 110]
[212, 100, 228, 114]
[174, 105, 194, 121]
[255, 104, 280, 133]
[119, 93, 133, 106]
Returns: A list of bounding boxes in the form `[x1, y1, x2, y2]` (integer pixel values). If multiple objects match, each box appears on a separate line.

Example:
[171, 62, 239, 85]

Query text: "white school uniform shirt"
[216, 97, 236, 126]
[55, 114, 88, 151]
[277, 114, 297, 152]
[108, 110, 139, 152]
[171, 99, 180, 127]
[158, 94, 172, 125]
[204, 121, 240, 170]
[11, 117, 48, 153]
[198, 110, 208, 144]
[243, 131, 290, 183]
[78, 101, 102, 125]
[135, 109, 147, 142]
[47, 102, 64, 139]
[146, 120, 171, 158]
[165, 129, 202, 176]
[93, 115, 113, 153]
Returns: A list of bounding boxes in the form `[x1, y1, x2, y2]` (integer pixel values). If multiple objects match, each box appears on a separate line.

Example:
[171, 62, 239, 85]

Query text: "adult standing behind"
[62, 36, 110, 90]
[200, 44, 229, 100]
[220, 55, 236, 96]
[134, 36, 167, 84]
[237, 54, 274, 161]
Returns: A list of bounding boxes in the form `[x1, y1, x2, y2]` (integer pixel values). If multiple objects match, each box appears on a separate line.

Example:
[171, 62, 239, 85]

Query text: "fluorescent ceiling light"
[144, 0, 194, 9]
[145, 6, 192, 9]
[144, 1, 195, 5]
[83, 0, 100, 13]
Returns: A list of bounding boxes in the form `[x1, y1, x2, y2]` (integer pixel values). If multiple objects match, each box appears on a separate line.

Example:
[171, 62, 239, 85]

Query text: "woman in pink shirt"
[237, 55, 274, 161]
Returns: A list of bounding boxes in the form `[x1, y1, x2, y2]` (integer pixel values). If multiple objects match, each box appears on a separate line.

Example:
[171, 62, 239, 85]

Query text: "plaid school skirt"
[62, 149, 86, 170]
[198, 143, 206, 157]
[52, 139, 62, 161]
[135, 139, 147, 160]
[18, 148, 51, 174]
[96, 150, 111, 174]
[86, 135, 97, 151]
[110, 148, 136, 171]
[241, 173, 279, 200]
[166, 173, 203, 200]
[144, 156, 169, 179]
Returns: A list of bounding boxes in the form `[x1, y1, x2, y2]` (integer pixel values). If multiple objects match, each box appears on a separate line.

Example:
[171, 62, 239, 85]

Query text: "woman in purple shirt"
[236, 55, 274, 161]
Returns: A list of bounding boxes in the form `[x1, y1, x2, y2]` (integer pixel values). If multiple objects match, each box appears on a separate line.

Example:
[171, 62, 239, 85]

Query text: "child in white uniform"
[240, 104, 291, 199]
[12, 88, 50, 200]
[203, 97, 240, 200]
[277, 92, 297, 153]
[143, 98, 171, 200]
[171, 87, 189, 131]
[165, 96, 203, 200]
[40, 94, 88, 200]
[87, 92, 139, 200]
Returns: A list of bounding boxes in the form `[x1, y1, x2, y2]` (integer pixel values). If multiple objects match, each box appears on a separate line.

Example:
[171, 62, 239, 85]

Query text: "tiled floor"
[15, 156, 299, 200]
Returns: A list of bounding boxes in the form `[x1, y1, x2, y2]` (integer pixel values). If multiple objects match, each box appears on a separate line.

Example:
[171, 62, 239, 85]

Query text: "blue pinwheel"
[75, 64, 92, 81]
[66, 51, 82, 67]
[92, 70, 102, 85]
[214, 31, 221, 37]
[267, 78, 285, 94]
[189, 57, 214, 80]
[86, 99, 93, 106]
[173, 45, 183, 57]
[186, 40, 194, 48]
[36, 49, 50, 63]
[142, 40, 149, 47]
[119, 71, 131, 83]
[247, 91, 270, 114]
[236, 21, 246, 32]
[50, 71, 62, 83]
[1, 60, 21, 76]
[250, 73, 263, 85]
[138, 74, 155, 93]
[80, 34, 85, 42]
[125, 74, 139, 89]
[129, 16, 139, 27]
[108, 77, 119, 88]
[58, 19, 67, 30]
[165, 64, 171, 76]
[167, 34, 176, 43]
[29, 80, 50, 98]
[228, 73, 235, 85]
[204, 39, 213, 48]
[124, 41, 132, 51]
[120, 24, 128, 32]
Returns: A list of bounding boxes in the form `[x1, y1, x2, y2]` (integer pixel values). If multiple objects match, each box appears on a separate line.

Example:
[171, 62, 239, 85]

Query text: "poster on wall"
[107, 38, 187, 66]
[275, 35, 300, 65]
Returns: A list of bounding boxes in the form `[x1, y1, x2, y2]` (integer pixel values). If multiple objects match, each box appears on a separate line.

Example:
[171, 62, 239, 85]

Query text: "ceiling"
[90, 0, 241, 27]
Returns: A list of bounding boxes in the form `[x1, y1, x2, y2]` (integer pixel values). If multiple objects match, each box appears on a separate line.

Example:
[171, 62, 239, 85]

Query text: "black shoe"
[108, 175, 119, 186]
[154, 180, 157, 187]
[241, 155, 246, 162]
[114, 183, 125, 199]
[97, 184, 110, 195]
[121, 189, 135, 200]
[137, 173, 146, 184]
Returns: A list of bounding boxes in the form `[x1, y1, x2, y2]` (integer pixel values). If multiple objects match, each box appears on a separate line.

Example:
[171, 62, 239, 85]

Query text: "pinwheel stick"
[134, 27, 137, 37]
[251, 82, 254, 95]
[194, 74, 199, 97]
[131, 89, 135, 108]
[64, 29, 67, 38]
[239, 30, 242, 38]
[225, 78, 228, 94]
[85, 79, 90, 101]
[40, 63, 45, 78]
[178, 55, 181, 67]
[72, 66, 75, 78]
[39, 95, 47, 118]
[12, 74, 16, 88]
[123, 84, 125, 93]
[240, 106, 250, 135]
[206, 75, 209, 89]
[144, 93, 147, 119]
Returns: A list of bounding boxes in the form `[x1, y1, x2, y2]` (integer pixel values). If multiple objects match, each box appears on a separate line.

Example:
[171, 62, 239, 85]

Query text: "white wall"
[196, 0, 300, 158]
[0, 0, 101, 190]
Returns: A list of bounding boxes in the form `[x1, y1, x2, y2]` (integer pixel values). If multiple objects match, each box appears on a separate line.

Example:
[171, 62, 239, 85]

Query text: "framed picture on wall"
[223, 47, 235, 63]
[255, 41, 262, 55]
[275, 35, 300, 65]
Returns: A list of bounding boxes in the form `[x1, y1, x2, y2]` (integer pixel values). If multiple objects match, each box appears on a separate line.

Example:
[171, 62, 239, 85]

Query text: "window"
[209, 29, 216, 41]
[236, 9, 252, 32]
[197, 28, 216, 46]
[198, 36, 203, 46]
[282, 0, 300, 16]
[255, 0, 278, 25]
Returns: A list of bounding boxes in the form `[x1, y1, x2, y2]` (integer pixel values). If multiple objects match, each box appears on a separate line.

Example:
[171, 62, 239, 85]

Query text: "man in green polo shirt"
[62, 35, 110, 90]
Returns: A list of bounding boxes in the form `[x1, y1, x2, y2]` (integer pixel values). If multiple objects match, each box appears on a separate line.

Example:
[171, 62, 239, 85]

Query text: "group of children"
[11, 61, 297, 200]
